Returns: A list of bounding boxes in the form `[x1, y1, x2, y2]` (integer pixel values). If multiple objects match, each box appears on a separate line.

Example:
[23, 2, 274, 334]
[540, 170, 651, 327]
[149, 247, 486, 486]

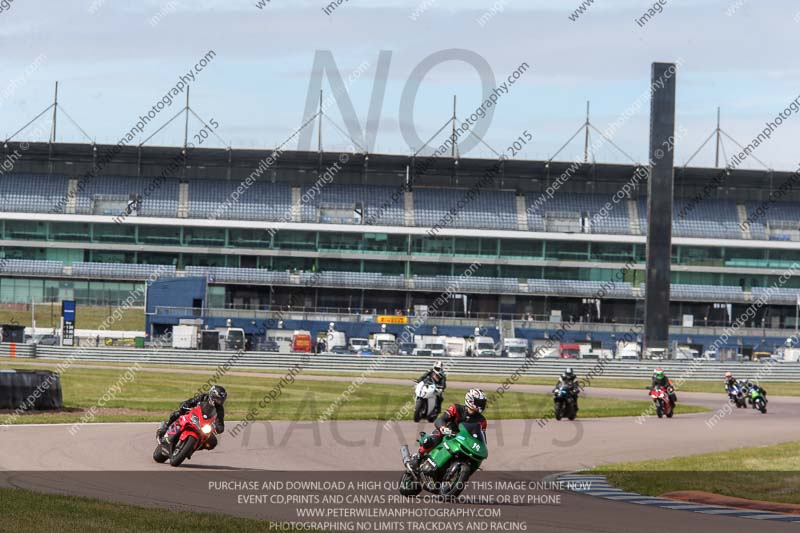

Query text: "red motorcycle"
[650, 385, 674, 418]
[153, 402, 218, 467]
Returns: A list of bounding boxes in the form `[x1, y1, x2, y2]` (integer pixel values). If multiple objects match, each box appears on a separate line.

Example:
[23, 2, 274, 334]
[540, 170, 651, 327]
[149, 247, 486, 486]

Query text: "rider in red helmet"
[724, 371, 738, 395]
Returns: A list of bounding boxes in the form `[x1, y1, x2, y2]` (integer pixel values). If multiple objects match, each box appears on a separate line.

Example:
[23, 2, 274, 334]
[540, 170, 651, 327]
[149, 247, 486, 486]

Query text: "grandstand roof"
[2, 140, 794, 193]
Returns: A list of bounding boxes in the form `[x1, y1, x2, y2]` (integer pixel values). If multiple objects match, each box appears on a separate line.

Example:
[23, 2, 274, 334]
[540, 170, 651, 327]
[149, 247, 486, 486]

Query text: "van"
[292, 330, 312, 353]
[468, 336, 497, 357]
[445, 337, 467, 357]
[502, 338, 528, 358]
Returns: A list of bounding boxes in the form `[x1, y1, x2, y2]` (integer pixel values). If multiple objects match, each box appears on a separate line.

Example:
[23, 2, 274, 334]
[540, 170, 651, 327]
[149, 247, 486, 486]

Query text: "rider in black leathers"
[156, 385, 227, 449]
[651, 368, 677, 405]
[554, 367, 580, 409]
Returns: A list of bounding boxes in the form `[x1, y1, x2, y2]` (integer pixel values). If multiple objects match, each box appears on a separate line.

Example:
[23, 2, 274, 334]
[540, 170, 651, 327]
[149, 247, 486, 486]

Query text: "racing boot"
[406, 452, 422, 472]
[156, 421, 167, 441]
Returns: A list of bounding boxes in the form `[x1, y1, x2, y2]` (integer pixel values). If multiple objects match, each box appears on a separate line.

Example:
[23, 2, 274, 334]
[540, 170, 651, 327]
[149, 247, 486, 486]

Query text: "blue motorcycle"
[728, 382, 747, 408]
[553, 384, 578, 421]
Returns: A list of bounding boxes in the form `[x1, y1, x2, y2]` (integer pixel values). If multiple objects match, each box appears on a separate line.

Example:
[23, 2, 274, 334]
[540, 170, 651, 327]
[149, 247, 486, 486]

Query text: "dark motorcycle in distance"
[553, 384, 578, 421]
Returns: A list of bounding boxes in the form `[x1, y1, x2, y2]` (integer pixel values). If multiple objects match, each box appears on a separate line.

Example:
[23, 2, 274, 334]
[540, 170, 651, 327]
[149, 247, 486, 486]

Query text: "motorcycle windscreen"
[200, 401, 217, 422]
[454, 422, 488, 460]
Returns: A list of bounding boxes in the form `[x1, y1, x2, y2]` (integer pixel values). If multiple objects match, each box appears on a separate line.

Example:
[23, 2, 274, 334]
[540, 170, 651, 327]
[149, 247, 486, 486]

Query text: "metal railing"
[12, 346, 800, 381]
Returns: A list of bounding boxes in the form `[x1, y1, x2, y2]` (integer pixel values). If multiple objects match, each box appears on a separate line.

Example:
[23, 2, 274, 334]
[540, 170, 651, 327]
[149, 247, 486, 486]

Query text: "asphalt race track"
[1, 386, 798, 532]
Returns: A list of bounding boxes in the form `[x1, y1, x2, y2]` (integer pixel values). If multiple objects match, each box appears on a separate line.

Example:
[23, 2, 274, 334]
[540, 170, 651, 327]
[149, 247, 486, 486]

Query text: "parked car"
[31, 334, 60, 346]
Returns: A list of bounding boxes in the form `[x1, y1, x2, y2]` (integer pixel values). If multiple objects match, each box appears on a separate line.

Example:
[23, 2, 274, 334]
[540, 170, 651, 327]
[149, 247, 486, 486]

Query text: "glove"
[439, 427, 453, 436]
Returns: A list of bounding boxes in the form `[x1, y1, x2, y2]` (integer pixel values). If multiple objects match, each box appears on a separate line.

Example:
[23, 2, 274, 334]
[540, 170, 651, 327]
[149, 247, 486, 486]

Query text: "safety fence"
[5, 345, 798, 381]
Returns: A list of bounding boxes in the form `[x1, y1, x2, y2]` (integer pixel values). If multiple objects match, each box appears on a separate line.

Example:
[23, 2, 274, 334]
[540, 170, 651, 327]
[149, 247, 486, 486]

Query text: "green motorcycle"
[399, 422, 487, 498]
[749, 386, 768, 414]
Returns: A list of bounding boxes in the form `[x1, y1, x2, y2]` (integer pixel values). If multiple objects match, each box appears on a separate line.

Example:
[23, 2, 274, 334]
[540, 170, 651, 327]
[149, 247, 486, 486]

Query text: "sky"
[0, 0, 798, 170]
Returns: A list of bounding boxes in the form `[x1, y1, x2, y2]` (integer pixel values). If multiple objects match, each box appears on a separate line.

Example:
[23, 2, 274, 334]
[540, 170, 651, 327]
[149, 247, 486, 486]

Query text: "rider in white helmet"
[414, 360, 447, 411]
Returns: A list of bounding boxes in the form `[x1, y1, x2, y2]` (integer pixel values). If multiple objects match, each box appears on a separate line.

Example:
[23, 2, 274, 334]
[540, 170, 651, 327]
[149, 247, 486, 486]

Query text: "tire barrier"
[0, 369, 62, 410]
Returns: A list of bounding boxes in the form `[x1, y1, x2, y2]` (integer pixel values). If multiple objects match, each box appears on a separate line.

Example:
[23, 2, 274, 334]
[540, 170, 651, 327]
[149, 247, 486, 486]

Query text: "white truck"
[266, 329, 293, 353]
[323, 330, 347, 354]
[172, 325, 199, 349]
[371, 333, 397, 354]
[217, 327, 246, 351]
[468, 336, 498, 357]
[502, 338, 528, 358]
[616, 340, 641, 360]
[776, 345, 800, 362]
[414, 335, 447, 358]
[445, 336, 467, 357]
[349, 337, 370, 354]
[531, 339, 559, 359]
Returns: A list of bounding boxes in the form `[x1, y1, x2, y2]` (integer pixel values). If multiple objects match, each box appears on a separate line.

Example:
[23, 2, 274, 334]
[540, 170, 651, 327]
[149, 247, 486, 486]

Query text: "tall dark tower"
[644, 62, 677, 356]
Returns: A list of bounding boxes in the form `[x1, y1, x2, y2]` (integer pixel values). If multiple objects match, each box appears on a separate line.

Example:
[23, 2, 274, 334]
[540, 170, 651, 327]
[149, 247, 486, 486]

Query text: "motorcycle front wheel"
[413, 399, 426, 423]
[399, 472, 422, 497]
[170, 435, 197, 467]
[439, 460, 472, 498]
[554, 402, 563, 421]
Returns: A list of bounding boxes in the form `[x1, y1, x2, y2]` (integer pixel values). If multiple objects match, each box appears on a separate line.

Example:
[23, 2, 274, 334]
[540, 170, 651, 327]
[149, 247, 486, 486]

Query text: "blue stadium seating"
[0, 173, 69, 214]
[75, 175, 179, 218]
[414, 188, 518, 230]
[188, 179, 292, 221]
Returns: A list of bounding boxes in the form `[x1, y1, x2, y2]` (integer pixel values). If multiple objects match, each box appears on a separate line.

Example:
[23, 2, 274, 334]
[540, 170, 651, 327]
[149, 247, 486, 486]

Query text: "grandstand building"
[1, 141, 799, 352]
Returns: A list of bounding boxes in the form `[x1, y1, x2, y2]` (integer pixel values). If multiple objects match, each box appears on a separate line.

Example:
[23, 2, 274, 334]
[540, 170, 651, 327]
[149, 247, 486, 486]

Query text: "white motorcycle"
[413, 380, 442, 422]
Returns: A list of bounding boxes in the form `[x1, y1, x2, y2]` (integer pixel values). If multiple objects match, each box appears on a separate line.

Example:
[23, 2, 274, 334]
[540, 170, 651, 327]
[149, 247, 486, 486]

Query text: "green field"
[0, 305, 144, 331]
[1, 487, 321, 533]
[593, 440, 800, 504]
[0, 363, 703, 424]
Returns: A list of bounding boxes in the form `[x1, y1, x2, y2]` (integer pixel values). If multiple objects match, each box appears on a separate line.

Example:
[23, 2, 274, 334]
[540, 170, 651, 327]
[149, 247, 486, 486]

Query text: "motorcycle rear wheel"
[567, 400, 577, 421]
[399, 472, 422, 497]
[439, 460, 472, 498]
[152, 444, 168, 463]
[413, 399, 426, 423]
[170, 436, 197, 467]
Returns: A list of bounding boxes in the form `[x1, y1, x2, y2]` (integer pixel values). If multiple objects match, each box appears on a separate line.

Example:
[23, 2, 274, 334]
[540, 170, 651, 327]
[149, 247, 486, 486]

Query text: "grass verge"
[593, 440, 800, 504]
[0, 364, 701, 424]
[1, 487, 321, 533]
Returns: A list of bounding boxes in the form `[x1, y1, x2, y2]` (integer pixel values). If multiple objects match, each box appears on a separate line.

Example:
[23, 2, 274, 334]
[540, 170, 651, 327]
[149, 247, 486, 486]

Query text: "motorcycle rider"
[415, 361, 447, 412]
[724, 371, 744, 399]
[156, 385, 227, 449]
[554, 367, 580, 410]
[724, 371, 738, 393]
[741, 380, 768, 404]
[407, 388, 487, 471]
[650, 368, 677, 406]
